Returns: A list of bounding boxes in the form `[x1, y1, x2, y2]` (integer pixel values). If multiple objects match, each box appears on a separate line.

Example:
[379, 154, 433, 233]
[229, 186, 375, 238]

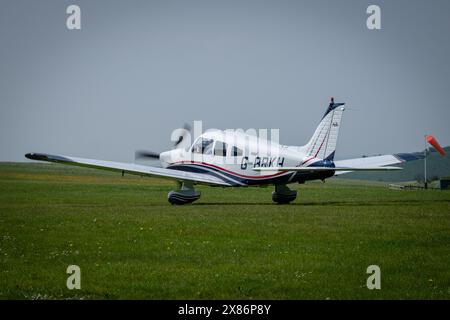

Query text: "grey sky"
[1, 0, 449, 162]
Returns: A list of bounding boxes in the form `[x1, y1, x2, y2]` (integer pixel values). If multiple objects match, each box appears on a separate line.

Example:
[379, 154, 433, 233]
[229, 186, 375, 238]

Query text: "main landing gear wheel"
[272, 184, 297, 204]
[168, 182, 201, 205]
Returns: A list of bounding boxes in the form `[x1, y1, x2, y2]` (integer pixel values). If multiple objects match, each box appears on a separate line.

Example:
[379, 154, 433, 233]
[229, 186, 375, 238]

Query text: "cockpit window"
[231, 146, 243, 157]
[192, 138, 214, 154]
[214, 141, 227, 157]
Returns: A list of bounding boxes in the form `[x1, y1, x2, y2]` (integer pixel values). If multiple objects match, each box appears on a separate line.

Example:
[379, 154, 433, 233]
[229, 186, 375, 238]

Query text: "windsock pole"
[424, 135, 428, 189]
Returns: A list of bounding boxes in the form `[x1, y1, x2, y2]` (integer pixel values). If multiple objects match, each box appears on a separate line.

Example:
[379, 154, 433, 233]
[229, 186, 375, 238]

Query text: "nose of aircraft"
[159, 150, 181, 167]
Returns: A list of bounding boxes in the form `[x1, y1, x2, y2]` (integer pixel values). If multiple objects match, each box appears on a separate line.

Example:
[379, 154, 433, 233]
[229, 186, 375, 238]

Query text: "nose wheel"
[168, 182, 201, 205]
[272, 184, 297, 204]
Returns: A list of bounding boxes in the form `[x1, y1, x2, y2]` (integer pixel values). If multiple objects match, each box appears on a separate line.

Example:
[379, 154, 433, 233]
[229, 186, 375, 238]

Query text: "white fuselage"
[159, 130, 332, 186]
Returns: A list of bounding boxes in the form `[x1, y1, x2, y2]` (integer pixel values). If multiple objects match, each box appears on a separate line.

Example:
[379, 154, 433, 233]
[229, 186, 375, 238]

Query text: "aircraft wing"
[24, 153, 230, 186]
[332, 152, 424, 175]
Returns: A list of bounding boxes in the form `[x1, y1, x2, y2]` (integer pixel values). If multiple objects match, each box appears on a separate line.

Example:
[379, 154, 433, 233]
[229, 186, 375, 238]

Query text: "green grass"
[1, 162, 450, 299]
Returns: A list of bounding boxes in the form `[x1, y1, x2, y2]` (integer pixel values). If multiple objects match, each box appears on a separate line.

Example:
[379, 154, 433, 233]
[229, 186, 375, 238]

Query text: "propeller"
[135, 150, 160, 160]
[173, 123, 192, 148]
[134, 123, 192, 162]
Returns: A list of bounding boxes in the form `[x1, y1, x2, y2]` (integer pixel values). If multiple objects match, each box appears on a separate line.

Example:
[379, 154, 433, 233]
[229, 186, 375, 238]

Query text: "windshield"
[192, 138, 214, 154]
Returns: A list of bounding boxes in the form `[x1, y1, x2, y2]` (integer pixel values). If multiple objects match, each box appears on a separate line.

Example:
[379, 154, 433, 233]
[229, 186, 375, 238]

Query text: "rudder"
[304, 98, 345, 161]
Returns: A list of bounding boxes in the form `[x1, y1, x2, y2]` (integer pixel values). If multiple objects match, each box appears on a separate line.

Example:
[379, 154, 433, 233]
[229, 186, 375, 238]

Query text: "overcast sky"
[1, 0, 449, 162]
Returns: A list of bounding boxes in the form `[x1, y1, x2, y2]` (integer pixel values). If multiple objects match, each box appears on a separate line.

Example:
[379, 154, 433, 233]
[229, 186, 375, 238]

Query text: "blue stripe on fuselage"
[168, 163, 336, 186]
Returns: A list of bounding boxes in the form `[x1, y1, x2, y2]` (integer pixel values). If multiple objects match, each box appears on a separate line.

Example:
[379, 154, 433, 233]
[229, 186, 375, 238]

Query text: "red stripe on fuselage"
[301, 156, 315, 165]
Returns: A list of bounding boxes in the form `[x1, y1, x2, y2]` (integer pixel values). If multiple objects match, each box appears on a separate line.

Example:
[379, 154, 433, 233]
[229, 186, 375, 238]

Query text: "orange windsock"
[426, 135, 446, 156]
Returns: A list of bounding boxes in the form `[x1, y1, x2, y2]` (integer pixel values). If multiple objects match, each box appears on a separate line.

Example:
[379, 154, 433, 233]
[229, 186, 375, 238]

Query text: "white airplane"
[25, 98, 422, 205]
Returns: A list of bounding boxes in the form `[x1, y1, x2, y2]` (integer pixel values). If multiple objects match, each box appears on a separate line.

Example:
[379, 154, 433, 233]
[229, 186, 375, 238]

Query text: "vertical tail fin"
[304, 98, 345, 161]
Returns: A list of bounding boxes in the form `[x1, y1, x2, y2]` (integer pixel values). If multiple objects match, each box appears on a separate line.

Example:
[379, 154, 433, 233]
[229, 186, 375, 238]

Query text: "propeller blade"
[135, 150, 160, 160]
[173, 123, 192, 148]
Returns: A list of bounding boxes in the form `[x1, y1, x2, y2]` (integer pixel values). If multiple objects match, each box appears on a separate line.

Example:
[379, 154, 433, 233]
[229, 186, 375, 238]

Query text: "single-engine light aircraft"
[25, 98, 422, 204]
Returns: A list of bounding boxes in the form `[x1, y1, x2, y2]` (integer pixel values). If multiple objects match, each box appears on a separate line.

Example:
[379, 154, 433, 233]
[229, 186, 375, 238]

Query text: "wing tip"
[25, 152, 45, 160]
[24, 152, 72, 163]
[394, 152, 424, 162]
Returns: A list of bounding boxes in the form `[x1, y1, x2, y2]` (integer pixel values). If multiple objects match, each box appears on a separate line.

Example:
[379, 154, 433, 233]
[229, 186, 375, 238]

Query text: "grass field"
[1, 162, 450, 300]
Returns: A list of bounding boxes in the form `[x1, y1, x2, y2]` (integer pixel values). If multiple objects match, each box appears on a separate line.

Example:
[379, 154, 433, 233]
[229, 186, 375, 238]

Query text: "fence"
[388, 184, 441, 191]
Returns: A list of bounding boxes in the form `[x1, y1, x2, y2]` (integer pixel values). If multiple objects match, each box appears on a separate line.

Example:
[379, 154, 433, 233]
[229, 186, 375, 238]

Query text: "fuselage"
[159, 130, 335, 187]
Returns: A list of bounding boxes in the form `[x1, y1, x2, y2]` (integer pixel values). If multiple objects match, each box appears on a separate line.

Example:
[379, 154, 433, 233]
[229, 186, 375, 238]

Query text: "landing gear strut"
[168, 182, 201, 205]
[272, 184, 297, 204]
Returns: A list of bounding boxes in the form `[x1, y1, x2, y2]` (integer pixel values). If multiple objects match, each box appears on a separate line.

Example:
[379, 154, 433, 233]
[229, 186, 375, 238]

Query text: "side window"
[214, 141, 228, 157]
[231, 146, 243, 157]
